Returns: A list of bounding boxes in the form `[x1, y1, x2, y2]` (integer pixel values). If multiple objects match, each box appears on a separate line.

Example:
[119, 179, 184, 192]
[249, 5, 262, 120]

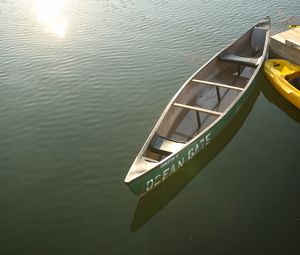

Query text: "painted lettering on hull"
[146, 157, 184, 191]
[188, 133, 210, 160]
[146, 133, 211, 192]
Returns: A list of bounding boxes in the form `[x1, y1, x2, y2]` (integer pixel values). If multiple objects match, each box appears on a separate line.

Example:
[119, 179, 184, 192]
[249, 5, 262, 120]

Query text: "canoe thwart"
[191, 79, 244, 91]
[173, 103, 222, 116]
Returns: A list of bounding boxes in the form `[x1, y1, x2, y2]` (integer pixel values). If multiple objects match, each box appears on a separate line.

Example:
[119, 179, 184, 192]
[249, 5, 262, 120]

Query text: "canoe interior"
[142, 26, 267, 162]
[143, 65, 255, 161]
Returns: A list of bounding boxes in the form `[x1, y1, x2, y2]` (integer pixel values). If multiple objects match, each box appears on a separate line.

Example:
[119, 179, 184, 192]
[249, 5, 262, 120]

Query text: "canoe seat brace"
[150, 134, 185, 155]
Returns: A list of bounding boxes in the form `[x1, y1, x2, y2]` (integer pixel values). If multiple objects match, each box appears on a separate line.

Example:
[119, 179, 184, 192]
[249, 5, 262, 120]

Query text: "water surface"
[0, 1, 299, 254]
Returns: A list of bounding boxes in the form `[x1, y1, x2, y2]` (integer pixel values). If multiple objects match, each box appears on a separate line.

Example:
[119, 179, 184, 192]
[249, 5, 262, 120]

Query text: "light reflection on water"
[31, 0, 68, 37]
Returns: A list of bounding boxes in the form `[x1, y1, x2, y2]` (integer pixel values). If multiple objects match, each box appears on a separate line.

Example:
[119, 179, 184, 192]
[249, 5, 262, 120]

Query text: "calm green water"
[0, 0, 299, 254]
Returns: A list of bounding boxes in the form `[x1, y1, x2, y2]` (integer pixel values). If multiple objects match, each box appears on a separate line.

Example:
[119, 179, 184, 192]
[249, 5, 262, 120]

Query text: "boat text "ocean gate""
[146, 133, 211, 191]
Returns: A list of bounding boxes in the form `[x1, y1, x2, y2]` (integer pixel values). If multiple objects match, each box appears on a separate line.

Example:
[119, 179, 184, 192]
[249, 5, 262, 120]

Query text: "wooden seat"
[173, 103, 222, 116]
[192, 79, 244, 91]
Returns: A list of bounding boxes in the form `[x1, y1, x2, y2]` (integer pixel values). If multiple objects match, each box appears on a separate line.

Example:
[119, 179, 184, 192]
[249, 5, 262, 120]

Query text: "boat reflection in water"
[262, 76, 300, 123]
[131, 75, 262, 232]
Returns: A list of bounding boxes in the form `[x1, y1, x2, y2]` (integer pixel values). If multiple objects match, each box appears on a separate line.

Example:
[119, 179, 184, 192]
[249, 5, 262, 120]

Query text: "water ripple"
[1, 0, 300, 254]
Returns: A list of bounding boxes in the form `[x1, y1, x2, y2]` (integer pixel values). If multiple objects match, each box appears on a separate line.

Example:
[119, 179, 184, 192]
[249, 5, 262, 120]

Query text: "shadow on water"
[131, 74, 263, 232]
[261, 76, 300, 123]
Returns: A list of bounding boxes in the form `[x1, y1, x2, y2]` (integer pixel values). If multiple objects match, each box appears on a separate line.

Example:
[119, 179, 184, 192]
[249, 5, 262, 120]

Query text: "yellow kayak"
[288, 24, 300, 29]
[264, 59, 300, 109]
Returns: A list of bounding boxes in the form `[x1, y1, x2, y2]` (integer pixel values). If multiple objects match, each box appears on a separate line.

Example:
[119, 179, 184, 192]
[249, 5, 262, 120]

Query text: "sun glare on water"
[31, 0, 68, 38]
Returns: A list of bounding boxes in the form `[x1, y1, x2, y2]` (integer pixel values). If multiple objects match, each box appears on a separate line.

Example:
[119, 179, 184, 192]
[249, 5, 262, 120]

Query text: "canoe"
[264, 59, 300, 109]
[125, 17, 270, 196]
